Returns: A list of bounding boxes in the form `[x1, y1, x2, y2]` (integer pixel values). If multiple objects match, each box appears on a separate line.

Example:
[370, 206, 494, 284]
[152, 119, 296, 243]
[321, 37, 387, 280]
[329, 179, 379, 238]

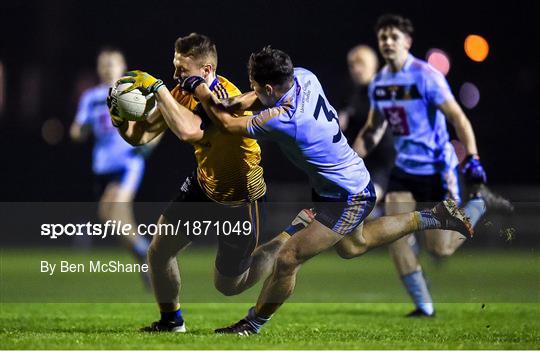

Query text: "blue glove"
[461, 154, 487, 184]
[181, 76, 206, 94]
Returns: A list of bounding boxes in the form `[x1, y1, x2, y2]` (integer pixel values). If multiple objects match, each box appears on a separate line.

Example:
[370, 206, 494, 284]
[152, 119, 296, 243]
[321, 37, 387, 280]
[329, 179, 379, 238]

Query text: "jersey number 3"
[313, 94, 342, 143]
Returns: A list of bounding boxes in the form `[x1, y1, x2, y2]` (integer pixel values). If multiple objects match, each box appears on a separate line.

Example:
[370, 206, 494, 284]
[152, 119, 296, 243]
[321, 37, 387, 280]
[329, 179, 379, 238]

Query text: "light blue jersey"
[369, 54, 458, 175]
[75, 84, 145, 190]
[247, 68, 370, 198]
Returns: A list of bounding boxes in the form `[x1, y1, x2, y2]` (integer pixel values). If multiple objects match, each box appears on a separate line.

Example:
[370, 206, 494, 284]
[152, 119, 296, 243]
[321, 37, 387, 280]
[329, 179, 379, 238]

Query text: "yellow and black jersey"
[171, 75, 266, 205]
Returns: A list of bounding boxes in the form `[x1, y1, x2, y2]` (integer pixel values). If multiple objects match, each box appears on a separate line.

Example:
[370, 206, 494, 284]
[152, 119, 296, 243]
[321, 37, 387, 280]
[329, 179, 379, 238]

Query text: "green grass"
[1, 303, 539, 349]
[1, 248, 539, 349]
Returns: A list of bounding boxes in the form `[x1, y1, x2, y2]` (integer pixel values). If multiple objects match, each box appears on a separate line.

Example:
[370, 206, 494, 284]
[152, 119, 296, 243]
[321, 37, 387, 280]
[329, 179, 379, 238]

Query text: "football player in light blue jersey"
[151, 46, 481, 334]
[70, 49, 154, 286]
[354, 14, 512, 317]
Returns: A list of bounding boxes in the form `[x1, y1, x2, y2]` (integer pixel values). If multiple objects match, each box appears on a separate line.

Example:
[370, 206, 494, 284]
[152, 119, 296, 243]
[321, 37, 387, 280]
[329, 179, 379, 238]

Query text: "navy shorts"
[312, 181, 377, 235]
[386, 167, 461, 204]
[93, 158, 145, 199]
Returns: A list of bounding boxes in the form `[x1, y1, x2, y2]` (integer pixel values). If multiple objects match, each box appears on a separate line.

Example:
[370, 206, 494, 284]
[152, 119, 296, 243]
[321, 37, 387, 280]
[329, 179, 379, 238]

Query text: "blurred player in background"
[70, 48, 153, 286]
[169, 46, 477, 335]
[110, 33, 304, 333]
[354, 14, 512, 317]
[339, 45, 394, 210]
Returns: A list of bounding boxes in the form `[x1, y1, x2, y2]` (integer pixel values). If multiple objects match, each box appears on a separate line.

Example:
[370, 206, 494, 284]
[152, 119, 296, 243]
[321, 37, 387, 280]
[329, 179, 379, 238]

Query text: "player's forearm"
[155, 87, 201, 143]
[117, 118, 165, 146]
[440, 100, 479, 156]
[453, 115, 478, 156]
[353, 123, 385, 158]
[222, 91, 264, 113]
[353, 130, 374, 158]
[194, 84, 236, 131]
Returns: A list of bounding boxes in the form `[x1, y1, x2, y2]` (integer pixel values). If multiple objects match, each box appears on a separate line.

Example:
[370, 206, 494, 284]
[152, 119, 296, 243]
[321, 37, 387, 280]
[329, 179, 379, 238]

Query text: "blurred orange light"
[464, 35, 489, 62]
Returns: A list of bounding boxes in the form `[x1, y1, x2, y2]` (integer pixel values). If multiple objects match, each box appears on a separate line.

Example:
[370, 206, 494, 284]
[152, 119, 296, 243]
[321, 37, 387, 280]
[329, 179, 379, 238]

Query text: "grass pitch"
[1, 247, 539, 349]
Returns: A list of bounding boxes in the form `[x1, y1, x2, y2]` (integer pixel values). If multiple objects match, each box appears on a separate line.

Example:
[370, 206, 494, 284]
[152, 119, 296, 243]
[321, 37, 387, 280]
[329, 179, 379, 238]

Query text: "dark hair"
[374, 14, 414, 36]
[248, 46, 294, 87]
[175, 33, 218, 68]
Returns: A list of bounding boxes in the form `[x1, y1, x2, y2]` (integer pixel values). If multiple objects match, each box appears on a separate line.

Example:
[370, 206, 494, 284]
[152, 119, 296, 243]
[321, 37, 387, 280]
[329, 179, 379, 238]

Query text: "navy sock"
[284, 223, 306, 236]
[244, 307, 271, 332]
[415, 210, 442, 231]
[161, 309, 184, 324]
[401, 271, 434, 315]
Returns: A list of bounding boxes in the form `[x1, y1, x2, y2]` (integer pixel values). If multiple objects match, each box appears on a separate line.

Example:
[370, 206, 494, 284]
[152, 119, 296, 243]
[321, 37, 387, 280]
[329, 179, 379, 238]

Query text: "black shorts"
[386, 167, 461, 203]
[93, 170, 125, 199]
[93, 158, 145, 199]
[163, 172, 265, 277]
[312, 182, 377, 235]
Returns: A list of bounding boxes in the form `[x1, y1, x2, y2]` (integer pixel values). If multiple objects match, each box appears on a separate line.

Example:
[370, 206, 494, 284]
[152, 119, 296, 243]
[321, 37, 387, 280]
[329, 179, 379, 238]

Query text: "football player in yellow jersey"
[109, 33, 302, 332]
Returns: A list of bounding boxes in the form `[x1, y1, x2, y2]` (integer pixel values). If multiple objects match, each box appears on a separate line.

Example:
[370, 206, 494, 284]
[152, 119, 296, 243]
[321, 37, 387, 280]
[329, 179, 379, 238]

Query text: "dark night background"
[0, 0, 539, 202]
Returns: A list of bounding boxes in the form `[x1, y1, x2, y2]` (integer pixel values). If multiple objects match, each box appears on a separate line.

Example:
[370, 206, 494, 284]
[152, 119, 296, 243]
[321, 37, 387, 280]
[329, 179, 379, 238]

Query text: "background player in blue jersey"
[70, 48, 155, 283]
[133, 46, 480, 334]
[353, 14, 511, 317]
[339, 45, 394, 213]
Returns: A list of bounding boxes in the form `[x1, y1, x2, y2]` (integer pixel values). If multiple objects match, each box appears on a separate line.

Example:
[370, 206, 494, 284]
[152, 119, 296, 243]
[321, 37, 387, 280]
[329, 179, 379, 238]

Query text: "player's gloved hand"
[118, 70, 165, 95]
[181, 76, 206, 94]
[107, 88, 125, 128]
[461, 154, 487, 184]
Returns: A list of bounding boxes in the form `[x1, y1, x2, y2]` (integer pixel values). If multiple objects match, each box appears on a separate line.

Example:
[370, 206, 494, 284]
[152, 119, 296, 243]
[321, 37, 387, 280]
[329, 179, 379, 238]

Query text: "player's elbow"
[177, 129, 201, 143]
[220, 120, 236, 134]
[219, 117, 245, 136]
[122, 133, 145, 147]
[123, 124, 152, 146]
[69, 124, 84, 142]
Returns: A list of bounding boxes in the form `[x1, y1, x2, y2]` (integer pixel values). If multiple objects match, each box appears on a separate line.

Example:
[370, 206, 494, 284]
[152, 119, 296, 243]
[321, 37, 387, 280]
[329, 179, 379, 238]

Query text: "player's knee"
[146, 242, 159, 264]
[428, 244, 455, 258]
[97, 202, 110, 222]
[214, 281, 241, 297]
[336, 242, 368, 259]
[275, 248, 301, 276]
[147, 241, 173, 266]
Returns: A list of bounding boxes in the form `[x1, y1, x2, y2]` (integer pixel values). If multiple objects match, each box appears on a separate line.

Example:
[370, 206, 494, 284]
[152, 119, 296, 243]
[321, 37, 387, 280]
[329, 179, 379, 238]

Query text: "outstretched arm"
[191, 82, 252, 137]
[439, 99, 478, 156]
[221, 91, 265, 114]
[439, 98, 486, 184]
[352, 107, 388, 157]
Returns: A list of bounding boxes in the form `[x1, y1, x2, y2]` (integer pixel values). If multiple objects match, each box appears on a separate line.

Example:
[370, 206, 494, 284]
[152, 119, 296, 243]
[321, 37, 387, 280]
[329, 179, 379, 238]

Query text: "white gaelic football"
[112, 82, 157, 121]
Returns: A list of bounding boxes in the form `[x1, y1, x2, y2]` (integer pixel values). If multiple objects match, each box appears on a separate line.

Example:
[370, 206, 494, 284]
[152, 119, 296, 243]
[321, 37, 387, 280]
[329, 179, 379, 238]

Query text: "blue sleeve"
[368, 80, 377, 111]
[246, 107, 285, 139]
[424, 68, 454, 106]
[74, 91, 93, 126]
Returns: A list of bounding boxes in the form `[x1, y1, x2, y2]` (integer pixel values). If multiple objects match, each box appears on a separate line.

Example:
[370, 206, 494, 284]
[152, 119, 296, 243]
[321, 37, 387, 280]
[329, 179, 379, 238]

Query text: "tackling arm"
[221, 91, 265, 114]
[192, 83, 252, 137]
[352, 107, 388, 157]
